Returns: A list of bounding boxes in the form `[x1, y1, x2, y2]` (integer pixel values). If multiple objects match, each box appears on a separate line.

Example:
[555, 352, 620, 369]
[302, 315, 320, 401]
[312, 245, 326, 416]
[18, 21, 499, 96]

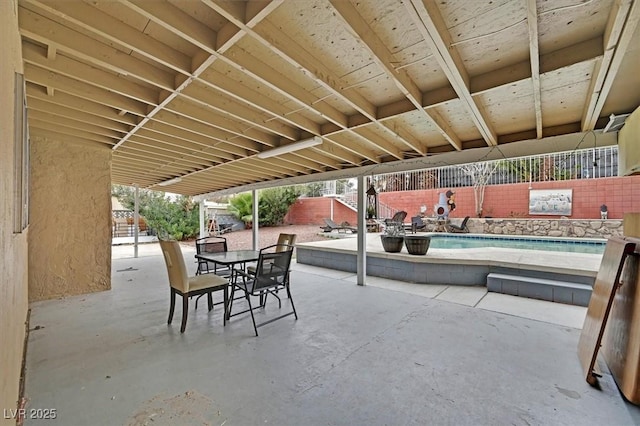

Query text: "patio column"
[252, 189, 259, 251]
[134, 184, 139, 258]
[356, 175, 367, 286]
[199, 200, 206, 238]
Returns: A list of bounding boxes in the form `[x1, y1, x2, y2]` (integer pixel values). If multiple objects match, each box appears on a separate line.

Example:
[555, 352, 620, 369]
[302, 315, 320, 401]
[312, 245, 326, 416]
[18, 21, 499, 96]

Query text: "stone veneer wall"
[467, 218, 623, 239]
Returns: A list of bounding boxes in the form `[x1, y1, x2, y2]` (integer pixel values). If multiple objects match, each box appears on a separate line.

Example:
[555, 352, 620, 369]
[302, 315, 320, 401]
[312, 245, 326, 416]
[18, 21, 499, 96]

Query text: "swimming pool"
[428, 234, 606, 254]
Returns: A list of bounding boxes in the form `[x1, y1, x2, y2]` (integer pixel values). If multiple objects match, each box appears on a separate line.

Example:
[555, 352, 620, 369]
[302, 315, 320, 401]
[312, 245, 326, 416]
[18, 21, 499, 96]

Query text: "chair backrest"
[276, 233, 297, 251]
[460, 216, 470, 227]
[195, 236, 227, 255]
[411, 216, 423, 227]
[324, 218, 338, 228]
[159, 240, 189, 293]
[385, 210, 407, 225]
[195, 236, 228, 274]
[252, 244, 294, 292]
[391, 211, 407, 223]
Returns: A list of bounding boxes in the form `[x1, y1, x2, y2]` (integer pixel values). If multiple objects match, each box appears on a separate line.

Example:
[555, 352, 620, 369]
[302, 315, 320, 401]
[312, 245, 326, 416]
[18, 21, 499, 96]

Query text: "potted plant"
[367, 205, 376, 219]
[404, 234, 431, 255]
[380, 222, 405, 252]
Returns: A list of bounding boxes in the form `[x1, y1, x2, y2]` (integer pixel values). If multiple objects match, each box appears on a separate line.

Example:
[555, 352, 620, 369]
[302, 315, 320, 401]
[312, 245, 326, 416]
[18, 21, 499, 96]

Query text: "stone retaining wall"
[466, 218, 623, 239]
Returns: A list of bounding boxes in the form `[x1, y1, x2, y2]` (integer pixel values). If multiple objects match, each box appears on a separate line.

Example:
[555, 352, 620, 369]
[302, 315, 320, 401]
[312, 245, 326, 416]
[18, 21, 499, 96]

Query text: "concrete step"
[486, 273, 592, 307]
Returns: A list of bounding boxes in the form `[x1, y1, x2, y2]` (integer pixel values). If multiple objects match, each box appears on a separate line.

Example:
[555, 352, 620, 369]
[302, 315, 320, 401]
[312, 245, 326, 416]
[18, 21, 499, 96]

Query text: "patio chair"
[228, 244, 297, 336]
[409, 215, 427, 233]
[159, 240, 229, 333]
[247, 233, 297, 279]
[446, 216, 470, 233]
[195, 236, 230, 276]
[320, 218, 357, 233]
[384, 211, 407, 227]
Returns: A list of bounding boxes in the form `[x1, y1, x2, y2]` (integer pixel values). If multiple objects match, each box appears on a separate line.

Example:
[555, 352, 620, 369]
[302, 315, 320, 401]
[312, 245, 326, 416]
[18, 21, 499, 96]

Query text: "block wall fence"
[286, 175, 640, 225]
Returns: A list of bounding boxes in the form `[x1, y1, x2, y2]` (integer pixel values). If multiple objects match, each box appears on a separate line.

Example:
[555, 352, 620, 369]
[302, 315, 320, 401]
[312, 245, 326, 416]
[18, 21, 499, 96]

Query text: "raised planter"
[381, 236, 404, 253]
[404, 235, 431, 255]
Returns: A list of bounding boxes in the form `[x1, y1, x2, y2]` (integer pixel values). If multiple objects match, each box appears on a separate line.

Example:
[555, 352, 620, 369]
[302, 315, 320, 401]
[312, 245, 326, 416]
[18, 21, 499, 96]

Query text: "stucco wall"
[0, 1, 29, 423]
[28, 137, 112, 301]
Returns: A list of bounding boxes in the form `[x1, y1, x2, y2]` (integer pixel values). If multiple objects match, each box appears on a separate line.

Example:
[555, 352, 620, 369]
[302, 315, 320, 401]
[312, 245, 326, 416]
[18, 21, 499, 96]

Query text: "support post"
[356, 175, 366, 286]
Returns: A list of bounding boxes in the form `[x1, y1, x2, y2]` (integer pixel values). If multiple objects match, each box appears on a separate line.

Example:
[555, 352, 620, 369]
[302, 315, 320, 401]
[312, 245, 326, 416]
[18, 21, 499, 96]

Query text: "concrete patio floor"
[23, 243, 640, 425]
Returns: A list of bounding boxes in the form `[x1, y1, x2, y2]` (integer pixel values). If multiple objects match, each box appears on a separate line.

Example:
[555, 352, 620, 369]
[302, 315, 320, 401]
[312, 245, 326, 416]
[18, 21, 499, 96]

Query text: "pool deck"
[296, 232, 603, 292]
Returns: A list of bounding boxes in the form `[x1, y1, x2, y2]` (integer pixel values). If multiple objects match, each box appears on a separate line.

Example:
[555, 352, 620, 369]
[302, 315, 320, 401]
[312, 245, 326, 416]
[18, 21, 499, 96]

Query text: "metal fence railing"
[367, 146, 618, 192]
[294, 146, 617, 199]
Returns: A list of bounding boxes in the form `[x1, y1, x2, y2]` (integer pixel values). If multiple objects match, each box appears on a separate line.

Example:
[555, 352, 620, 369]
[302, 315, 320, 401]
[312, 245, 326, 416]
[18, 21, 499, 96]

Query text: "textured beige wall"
[0, 1, 29, 423]
[28, 137, 112, 301]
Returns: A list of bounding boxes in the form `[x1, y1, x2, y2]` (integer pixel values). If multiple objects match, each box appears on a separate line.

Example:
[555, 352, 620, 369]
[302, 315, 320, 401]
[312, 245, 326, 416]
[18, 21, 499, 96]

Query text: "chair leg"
[207, 292, 213, 311]
[223, 286, 228, 325]
[228, 284, 236, 318]
[180, 295, 188, 333]
[168, 288, 176, 324]
[245, 292, 258, 337]
[288, 288, 299, 320]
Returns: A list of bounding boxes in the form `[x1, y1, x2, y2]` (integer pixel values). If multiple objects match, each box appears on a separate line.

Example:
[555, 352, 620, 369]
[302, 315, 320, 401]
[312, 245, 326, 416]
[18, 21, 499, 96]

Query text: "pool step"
[486, 273, 592, 307]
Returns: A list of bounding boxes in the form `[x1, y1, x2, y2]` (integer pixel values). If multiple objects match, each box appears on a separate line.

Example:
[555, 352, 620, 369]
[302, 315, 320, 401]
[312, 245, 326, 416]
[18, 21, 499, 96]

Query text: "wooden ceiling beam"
[30, 127, 111, 148]
[197, 68, 321, 136]
[330, 0, 456, 153]
[18, 6, 175, 90]
[24, 63, 148, 116]
[120, 0, 217, 53]
[581, 0, 639, 130]
[406, 0, 497, 146]
[526, 0, 543, 139]
[180, 80, 299, 140]
[29, 110, 124, 139]
[165, 98, 275, 149]
[27, 97, 131, 134]
[22, 41, 160, 106]
[26, 84, 139, 126]
[24, 0, 191, 74]
[29, 120, 117, 145]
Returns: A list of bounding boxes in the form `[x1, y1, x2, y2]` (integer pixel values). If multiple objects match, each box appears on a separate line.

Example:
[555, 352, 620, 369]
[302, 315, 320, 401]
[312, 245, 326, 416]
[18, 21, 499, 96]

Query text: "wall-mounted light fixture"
[256, 136, 322, 159]
[158, 177, 182, 186]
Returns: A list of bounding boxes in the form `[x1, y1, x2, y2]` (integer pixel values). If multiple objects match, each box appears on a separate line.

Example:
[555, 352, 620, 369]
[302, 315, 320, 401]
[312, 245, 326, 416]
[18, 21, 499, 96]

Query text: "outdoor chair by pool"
[228, 244, 297, 336]
[446, 216, 470, 233]
[385, 211, 407, 227]
[320, 218, 357, 233]
[160, 240, 229, 333]
[409, 216, 427, 233]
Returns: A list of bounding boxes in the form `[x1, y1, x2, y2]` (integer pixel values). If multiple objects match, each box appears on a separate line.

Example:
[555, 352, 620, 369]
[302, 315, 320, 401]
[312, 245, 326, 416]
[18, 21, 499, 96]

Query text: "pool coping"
[298, 232, 603, 278]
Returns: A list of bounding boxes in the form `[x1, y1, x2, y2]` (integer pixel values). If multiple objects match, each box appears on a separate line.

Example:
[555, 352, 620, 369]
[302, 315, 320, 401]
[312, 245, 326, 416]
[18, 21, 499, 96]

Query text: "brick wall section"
[286, 197, 357, 225]
[379, 175, 640, 220]
[287, 176, 640, 224]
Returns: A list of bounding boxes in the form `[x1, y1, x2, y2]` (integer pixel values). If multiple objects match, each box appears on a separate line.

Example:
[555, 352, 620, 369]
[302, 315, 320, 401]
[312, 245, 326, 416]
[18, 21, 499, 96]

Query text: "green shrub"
[112, 185, 200, 240]
[228, 192, 254, 226]
[258, 187, 301, 226]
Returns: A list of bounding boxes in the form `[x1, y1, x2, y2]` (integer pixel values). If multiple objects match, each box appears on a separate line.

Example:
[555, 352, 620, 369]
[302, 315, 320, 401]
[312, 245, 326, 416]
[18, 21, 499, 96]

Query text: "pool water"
[428, 234, 606, 254]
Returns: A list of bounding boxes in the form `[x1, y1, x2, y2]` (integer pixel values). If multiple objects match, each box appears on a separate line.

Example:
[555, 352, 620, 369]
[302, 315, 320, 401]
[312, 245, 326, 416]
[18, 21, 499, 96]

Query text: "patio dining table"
[195, 249, 260, 275]
[195, 249, 261, 318]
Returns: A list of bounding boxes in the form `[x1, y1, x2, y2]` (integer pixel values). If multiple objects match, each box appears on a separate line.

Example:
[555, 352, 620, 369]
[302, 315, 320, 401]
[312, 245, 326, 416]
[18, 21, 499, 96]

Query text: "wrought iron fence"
[368, 146, 618, 192]
[293, 147, 617, 216]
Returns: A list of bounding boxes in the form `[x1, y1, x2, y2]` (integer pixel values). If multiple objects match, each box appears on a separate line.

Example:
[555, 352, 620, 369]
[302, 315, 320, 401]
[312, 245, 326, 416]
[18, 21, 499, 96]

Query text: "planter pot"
[404, 235, 431, 255]
[381, 236, 404, 253]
